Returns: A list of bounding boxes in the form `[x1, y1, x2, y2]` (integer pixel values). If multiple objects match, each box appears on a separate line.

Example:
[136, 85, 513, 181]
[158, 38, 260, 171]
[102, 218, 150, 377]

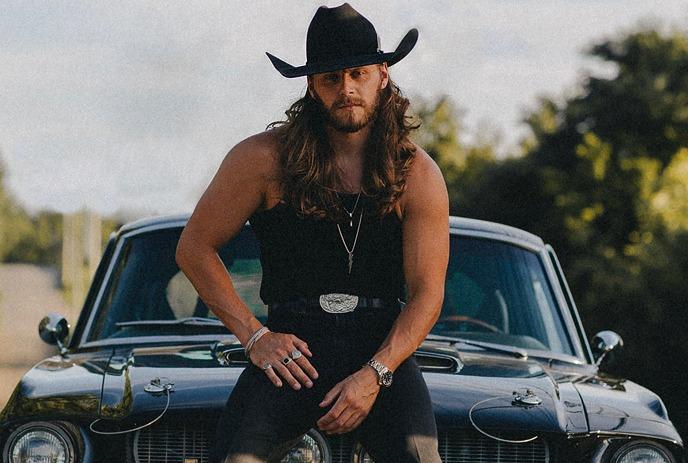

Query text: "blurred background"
[1, 0, 687, 441]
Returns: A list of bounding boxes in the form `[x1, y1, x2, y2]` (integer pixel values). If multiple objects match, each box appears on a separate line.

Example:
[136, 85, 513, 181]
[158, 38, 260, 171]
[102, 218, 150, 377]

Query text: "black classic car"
[1, 214, 684, 463]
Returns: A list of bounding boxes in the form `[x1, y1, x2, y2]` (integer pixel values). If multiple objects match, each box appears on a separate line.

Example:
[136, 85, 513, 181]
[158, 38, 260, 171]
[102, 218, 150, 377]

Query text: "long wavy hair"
[267, 77, 419, 222]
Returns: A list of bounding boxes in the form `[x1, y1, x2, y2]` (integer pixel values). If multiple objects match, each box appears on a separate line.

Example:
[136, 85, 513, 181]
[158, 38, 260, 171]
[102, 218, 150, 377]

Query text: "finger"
[273, 362, 302, 390]
[285, 360, 314, 388]
[291, 336, 313, 357]
[262, 366, 283, 388]
[330, 411, 359, 434]
[319, 383, 342, 408]
[317, 395, 348, 428]
[294, 356, 319, 381]
[322, 408, 355, 433]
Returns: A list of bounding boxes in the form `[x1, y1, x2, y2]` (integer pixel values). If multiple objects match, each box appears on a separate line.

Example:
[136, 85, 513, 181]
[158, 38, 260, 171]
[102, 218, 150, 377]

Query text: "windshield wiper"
[116, 317, 225, 328]
[425, 333, 529, 359]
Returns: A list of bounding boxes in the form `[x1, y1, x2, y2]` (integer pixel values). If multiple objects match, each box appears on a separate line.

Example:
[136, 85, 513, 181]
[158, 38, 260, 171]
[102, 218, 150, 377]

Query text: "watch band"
[366, 358, 393, 387]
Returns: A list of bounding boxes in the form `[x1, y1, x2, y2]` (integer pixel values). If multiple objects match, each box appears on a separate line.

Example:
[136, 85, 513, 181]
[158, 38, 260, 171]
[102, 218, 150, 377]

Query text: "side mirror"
[38, 313, 70, 355]
[591, 330, 623, 367]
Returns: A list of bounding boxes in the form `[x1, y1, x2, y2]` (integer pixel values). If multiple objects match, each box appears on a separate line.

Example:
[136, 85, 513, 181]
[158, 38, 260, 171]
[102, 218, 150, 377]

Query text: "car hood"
[2, 341, 680, 445]
[0, 351, 112, 425]
[98, 342, 584, 436]
[572, 372, 682, 444]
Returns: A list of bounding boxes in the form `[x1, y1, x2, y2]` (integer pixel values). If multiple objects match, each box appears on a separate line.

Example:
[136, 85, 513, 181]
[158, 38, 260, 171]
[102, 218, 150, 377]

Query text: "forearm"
[370, 289, 443, 372]
[176, 240, 263, 345]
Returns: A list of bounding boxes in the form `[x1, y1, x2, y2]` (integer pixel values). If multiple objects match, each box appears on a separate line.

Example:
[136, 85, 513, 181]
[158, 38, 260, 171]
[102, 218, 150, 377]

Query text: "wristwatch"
[366, 358, 393, 387]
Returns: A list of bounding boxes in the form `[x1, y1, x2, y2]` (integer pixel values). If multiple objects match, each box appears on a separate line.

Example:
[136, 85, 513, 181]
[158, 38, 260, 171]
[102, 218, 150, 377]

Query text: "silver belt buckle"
[319, 293, 359, 313]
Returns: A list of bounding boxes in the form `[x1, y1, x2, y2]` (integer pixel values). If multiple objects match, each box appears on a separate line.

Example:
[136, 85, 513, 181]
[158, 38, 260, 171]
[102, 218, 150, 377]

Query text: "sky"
[1, 1, 687, 219]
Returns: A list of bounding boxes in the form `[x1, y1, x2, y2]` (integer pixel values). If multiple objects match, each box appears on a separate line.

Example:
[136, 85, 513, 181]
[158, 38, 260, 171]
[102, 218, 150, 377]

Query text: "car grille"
[437, 430, 550, 463]
[132, 421, 552, 463]
[133, 421, 209, 463]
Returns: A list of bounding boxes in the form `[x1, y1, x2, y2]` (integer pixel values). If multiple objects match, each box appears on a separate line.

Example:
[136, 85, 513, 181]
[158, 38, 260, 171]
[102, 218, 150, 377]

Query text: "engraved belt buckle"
[319, 293, 359, 313]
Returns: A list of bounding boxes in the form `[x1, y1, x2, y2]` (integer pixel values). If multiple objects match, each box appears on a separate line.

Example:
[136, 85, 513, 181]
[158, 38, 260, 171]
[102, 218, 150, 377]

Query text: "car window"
[434, 235, 574, 356]
[88, 227, 264, 341]
[87, 227, 575, 357]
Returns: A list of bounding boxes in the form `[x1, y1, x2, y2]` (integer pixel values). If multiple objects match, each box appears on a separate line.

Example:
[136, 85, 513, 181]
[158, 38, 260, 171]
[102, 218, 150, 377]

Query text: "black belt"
[269, 296, 402, 315]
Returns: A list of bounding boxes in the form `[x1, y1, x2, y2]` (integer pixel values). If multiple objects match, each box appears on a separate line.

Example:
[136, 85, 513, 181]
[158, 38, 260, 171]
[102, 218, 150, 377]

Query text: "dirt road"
[0, 263, 74, 407]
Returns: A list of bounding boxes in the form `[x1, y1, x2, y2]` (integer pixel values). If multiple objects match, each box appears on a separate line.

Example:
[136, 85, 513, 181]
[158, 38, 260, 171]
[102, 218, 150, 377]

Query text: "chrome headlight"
[611, 440, 674, 463]
[280, 429, 330, 463]
[3, 422, 79, 463]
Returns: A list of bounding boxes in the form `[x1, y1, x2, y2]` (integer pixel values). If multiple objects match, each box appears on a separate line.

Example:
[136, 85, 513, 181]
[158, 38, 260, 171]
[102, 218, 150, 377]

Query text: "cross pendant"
[348, 252, 353, 274]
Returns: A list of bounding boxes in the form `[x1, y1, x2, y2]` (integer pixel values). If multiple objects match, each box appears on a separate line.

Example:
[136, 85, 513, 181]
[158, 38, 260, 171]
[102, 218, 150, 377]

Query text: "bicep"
[402, 152, 450, 301]
[180, 134, 274, 251]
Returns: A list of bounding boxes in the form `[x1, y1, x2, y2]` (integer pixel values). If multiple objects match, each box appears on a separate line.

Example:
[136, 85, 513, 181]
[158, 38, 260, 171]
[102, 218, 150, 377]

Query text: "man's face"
[309, 63, 389, 133]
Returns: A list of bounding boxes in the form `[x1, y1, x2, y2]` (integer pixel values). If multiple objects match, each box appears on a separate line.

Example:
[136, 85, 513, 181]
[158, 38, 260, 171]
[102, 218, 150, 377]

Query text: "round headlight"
[3, 422, 77, 463]
[280, 430, 330, 463]
[612, 440, 674, 463]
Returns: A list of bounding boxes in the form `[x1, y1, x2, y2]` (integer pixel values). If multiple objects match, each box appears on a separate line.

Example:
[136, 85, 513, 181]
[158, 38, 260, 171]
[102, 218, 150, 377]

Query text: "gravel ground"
[0, 263, 78, 410]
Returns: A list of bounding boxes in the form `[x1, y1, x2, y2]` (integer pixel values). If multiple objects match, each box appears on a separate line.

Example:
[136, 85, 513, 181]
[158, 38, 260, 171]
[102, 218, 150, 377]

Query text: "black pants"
[210, 303, 441, 463]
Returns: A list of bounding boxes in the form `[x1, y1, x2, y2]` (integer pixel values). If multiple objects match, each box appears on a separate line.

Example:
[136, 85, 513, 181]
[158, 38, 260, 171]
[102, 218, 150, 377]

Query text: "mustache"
[332, 97, 365, 108]
[309, 89, 365, 109]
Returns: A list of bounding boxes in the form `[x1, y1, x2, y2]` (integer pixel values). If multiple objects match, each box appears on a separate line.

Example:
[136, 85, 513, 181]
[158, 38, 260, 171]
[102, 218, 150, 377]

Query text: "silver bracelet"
[245, 326, 270, 357]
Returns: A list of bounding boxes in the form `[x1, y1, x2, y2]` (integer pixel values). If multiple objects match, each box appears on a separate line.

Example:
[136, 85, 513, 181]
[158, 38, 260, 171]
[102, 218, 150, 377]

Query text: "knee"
[217, 433, 304, 463]
[222, 453, 265, 463]
[406, 433, 442, 463]
[213, 437, 272, 463]
[363, 433, 441, 463]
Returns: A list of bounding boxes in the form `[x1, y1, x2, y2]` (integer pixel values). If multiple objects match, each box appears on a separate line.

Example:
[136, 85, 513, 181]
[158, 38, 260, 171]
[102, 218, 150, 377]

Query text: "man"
[176, 3, 449, 462]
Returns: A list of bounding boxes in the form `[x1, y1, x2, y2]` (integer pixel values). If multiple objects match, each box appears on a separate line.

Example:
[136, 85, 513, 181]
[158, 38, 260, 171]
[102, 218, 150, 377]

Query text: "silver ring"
[282, 356, 292, 365]
[290, 349, 303, 360]
[262, 362, 272, 370]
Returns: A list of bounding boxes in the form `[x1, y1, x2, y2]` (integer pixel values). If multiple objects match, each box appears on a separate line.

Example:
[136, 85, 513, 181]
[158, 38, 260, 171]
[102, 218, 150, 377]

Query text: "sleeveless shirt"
[248, 192, 406, 305]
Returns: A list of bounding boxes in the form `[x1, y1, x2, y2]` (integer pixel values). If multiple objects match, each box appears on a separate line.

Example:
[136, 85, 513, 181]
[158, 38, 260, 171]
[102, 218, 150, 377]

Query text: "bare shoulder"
[406, 144, 444, 186]
[399, 144, 448, 219]
[181, 130, 281, 250]
[219, 130, 280, 180]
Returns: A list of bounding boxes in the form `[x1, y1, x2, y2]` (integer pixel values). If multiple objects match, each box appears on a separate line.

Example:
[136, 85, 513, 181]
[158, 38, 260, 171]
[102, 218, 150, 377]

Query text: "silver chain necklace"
[336, 208, 363, 275]
[337, 191, 362, 227]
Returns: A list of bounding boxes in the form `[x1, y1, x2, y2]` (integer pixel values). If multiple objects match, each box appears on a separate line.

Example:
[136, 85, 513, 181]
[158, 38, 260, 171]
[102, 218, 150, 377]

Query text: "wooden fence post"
[61, 209, 101, 312]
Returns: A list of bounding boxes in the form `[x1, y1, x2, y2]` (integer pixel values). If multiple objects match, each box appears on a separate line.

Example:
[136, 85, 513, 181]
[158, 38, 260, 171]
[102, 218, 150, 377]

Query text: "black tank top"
[248, 193, 406, 305]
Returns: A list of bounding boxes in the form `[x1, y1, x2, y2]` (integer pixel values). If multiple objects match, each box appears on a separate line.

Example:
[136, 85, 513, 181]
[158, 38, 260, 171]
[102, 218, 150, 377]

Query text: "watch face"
[381, 371, 393, 387]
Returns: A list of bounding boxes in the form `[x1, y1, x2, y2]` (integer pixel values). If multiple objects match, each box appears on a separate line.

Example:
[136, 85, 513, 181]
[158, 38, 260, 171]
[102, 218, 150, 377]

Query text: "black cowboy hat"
[266, 3, 418, 78]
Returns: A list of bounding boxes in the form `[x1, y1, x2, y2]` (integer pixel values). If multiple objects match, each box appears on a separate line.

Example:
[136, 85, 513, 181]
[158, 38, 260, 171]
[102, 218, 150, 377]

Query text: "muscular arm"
[175, 132, 274, 346]
[176, 131, 318, 390]
[371, 147, 450, 372]
[317, 147, 449, 434]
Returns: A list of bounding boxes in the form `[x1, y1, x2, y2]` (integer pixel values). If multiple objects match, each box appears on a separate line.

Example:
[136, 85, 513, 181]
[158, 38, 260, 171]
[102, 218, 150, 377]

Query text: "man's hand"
[317, 366, 381, 434]
[249, 332, 319, 390]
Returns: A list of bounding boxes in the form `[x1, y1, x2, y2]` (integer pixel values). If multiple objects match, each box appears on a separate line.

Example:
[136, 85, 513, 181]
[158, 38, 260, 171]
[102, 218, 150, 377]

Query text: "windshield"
[87, 227, 574, 356]
[435, 236, 574, 356]
[88, 228, 263, 341]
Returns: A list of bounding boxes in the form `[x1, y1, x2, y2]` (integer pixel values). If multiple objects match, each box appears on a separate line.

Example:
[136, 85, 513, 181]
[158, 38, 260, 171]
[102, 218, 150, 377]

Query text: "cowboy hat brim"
[266, 28, 418, 78]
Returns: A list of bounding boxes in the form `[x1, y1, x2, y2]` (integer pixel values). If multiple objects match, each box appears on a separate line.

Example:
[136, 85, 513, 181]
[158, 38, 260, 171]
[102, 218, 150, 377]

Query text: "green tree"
[415, 24, 688, 439]
[0, 152, 35, 261]
[508, 25, 688, 437]
[411, 96, 499, 215]
[0, 152, 120, 266]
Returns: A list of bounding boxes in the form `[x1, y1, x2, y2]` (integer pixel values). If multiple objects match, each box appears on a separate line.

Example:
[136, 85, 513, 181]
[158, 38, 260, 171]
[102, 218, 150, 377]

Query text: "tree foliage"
[414, 25, 688, 439]
[0, 151, 119, 266]
[0, 153, 36, 261]
[411, 96, 498, 215]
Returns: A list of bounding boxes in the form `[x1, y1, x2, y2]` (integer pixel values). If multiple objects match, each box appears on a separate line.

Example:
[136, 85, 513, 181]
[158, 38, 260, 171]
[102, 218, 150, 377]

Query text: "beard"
[313, 89, 381, 133]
